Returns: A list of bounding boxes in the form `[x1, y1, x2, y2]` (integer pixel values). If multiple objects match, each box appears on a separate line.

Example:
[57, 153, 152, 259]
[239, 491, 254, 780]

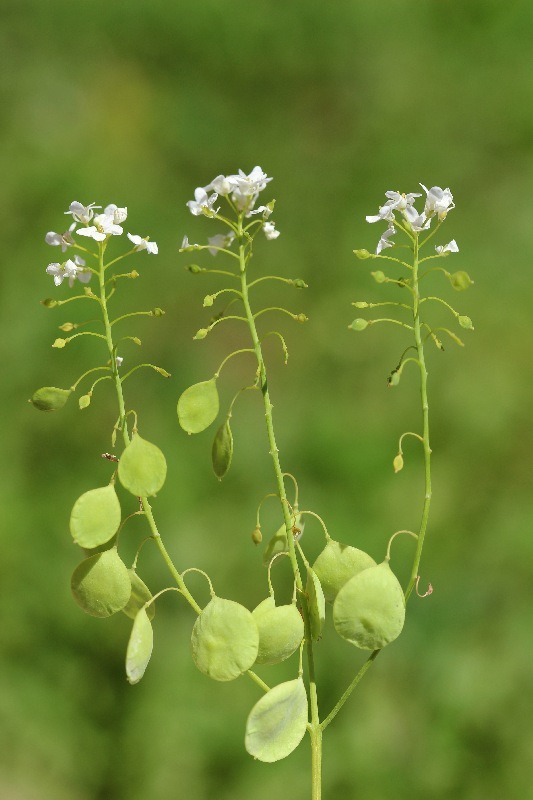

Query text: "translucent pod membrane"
[191, 597, 259, 681]
[306, 568, 325, 641]
[312, 540, 377, 603]
[122, 570, 155, 621]
[245, 678, 308, 763]
[126, 608, 154, 685]
[30, 386, 71, 411]
[178, 378, 219, 434]
[118, 433, 167, 497]
[262, 512, 302, 566]
[71, 548, 131, 618]
[69, 485, 121, 549]
[252, 597, 304, 666]
[333, 560, 405, 650]
[212, 419, 233, 479]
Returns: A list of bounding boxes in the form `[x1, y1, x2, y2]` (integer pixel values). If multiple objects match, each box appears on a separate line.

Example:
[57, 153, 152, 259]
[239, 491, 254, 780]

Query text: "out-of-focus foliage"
[1, 1, 532, 798]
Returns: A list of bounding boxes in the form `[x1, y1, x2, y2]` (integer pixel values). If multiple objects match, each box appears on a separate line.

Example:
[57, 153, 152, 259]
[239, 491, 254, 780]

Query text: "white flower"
[46, 257, 91, 288]
[230, 166, 272, 213]
[208, 231, 235, 255]
[127, 233, 158, 254]
[420, 184, 455, 220]
[116, 356, 123, 367]
[104, 204, 128, 224]
[186, 187, 219, 216]
[262, 221, 280, 240]
[403, 205, 431, 233]
[205, 175, 238, 195]
[366, 190, 420, 224]
[435, 239, 459, 255]
[376, 225, 396, 254]
[45, 223, 76, 252]
[65, 201, 101, 224]
[77, 213, 123, 241]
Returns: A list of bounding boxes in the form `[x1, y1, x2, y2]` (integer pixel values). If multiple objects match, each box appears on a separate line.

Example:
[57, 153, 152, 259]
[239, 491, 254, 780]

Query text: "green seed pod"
[349, 318, 369, 332]
[30, 386, 71, 412]
[458, 315, 474, 330]
[371, 270, 386, 283]
[191, 596, 259, 682]
[177, 378, 219, 434]
[393, 453, 404, 473]
[126, 608, 153, 685]
[353, 249, 371, 260]
[252, 597, 304, 665]
[69, 485, 121, 549]
[312, 540, 376, 604]
[262, 523, 287, 566]
[118, 433, 167, 497]
[333, 560, 405, 650]
[71, 548, 131, 618]
[245, 678, 308, 763]
[306, 568, 325, 641]
[122, 570, 155, 621]
[449, 270, 474, 291]
[212, 419, 233, 480]
[251, 527, 263, 545]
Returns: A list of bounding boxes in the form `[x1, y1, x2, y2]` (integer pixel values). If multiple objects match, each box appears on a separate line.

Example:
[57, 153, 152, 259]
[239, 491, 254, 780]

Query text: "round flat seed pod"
[333, 560, 405, 650]
[126, 609, 154, 685]
[245, 678, 308, 763]
[262, 523, 287, 566]
[71, 548, 131, 618]
[30, 386, 71, 411]
[191, 597, 259, 682]
[312, 540, 376, 603]
[118, 433, 167, 497]
[306, 568, 325, 641]
[122, 570, 155, 621]
[178, 378, 219, 434]
[212, 419, 233, 480]
[252, 597, 304, 666]
[69, 485, 121, 549]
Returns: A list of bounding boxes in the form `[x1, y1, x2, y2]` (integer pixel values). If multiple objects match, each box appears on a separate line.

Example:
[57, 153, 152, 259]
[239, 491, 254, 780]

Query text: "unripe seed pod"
[349, 318, 369, 332]
[449, 270, 473, 291]
[306, 568, 325, 641]
[312, 540, 376, 603]
[178, 378, 219, 434]
[212, 419, 233, 480]
[245, 678, 308, 763]
[122, 570, 155, 621]
[191, 597, 259, 681]
[118, 433, 167, 497]
[71, 548, 131, 618]
[30, 386, 71, 412]
[333, 560, 405, 650]
[126, 608, 153, 685]
[252, 597, 304, 665]
[69, 484, 121, 549]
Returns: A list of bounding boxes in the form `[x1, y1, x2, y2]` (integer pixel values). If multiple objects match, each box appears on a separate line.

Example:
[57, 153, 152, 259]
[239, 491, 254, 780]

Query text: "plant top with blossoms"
[30, 171, 473, 800]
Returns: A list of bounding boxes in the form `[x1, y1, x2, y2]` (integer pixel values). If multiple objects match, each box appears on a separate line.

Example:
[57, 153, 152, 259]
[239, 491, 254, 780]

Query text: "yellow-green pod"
[30, 386, 71, 411]
[126, 608, 153, 685]
[69, 485, 121, 549]
[177, 378, 219, 434]
[71, 548, 131, 618]
[252, 597, 304, 665]
[212, 419, 233, 480]
[333, 560, 405, 650]
[245, 678, 308, 763]
[191, 596, 259, 682]
[118, 433, 167, 497]
[262, 523, 287, 566]
[122, 570, 155, 621]
[312, 540, 376, 603]
[306, 568, 325, 641]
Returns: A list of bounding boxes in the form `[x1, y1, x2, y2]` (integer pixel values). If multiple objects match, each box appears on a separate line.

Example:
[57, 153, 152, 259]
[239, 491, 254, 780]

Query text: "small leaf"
[126, 609, 154, 685]
[177, 378, 219, 434]
[71, 548, 131, 618]
[122, 570, 155, 621]
[70, 485, 121, 549]
[212, 419, 233, 480]
[118, 433, 167, 497]
[245, 678, 308, 763]
[30, 386, 71, 412]
[306, 568, 325, 641]
[191, 597, 259, 682]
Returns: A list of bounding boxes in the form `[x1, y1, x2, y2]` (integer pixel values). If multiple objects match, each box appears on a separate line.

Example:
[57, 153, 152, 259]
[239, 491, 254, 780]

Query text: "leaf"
[118, 433, 167, 497]
[245, 678, 308, 762]
[71, 548, 131, 618]
[69, 485, 121, 549]
[177, 378, 219, 434]
[126, 609, 154, 685]
[191, 597, 259, 682]
[306, 568, 325, 641]
[212, 419, 233, 480]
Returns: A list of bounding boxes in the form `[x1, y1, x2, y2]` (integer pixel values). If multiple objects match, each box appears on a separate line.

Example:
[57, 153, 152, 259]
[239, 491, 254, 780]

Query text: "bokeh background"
[1, 1, 532, 798]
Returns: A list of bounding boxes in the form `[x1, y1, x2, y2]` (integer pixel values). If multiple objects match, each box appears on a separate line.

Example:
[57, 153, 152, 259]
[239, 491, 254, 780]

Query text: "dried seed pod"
[252, 597, 304, 666]
[126, 608, 153, 685]
[177, 378, 219, 434]
[118, 433, 167, 497]
[333, 560, 405, 650]
[122, 570, 155, 621]
[71, 548, 131, 618]
[191, 596, 259, 682]
[30, 386, 71, 411]
[306, 568, 325, 641]
[69, 485, 121, 549]
[312, 540, 376, 603]
[212, 419, 233, 480]
[245, 678, 308, 763]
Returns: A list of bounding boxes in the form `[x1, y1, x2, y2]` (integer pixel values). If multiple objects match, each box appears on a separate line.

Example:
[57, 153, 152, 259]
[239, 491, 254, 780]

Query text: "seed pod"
[306, 568, 325, 641]
[333, 560, 405, 650]
[312, 540, 376, 604]
[191, 596, 259, 682]
[212, 419, 233, 480]
[69, 485, 121, 549]
[245, 678, 308, 763]
[177, 378, 219, 434]
[30, 386, 71, 411]
[71, 548, 131, 618]
[118, 433, 167, 497]
[252, 597, 304, 665]
[122, 570, 155, 621]
[126, 608, 153, 685]
[449, 270, 473, 291]
[262, 513, 302, 566]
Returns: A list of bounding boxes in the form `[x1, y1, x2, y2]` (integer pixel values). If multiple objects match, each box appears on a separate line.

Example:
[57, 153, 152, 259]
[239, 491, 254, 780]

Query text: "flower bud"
[292, 279, 308, 289]
[251, 526, 263, 545]
[295, 313, 308, 323]
[458, 315, 474, 330]
[193, 328, 209, 340]
[203, 295, 215, 307]
[371, 270, 386, 283]
[348, 318, 369, 332]
[352, 301, 369, 309]
[79, 394, 91, 410]
[52, 338, 67, 348]
[354, 249, 371, 259]
[59, 322, 76, 332]
[388, 371, 400, 387]
[393, 453, 404, 473]
[151, 307, 165, 317]
[41, 298, 58, 308]
[449, 270, 473, 291]
[186, 264, 204, 274]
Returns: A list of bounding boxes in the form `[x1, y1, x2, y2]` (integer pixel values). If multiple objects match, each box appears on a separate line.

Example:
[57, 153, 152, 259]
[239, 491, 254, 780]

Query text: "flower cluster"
[365, 185, 457, 256]
[44, 201, 158, 287]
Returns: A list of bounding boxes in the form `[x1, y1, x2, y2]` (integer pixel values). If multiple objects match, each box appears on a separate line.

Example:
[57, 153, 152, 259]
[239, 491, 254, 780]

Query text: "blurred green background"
[1, 1, 532, 798]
